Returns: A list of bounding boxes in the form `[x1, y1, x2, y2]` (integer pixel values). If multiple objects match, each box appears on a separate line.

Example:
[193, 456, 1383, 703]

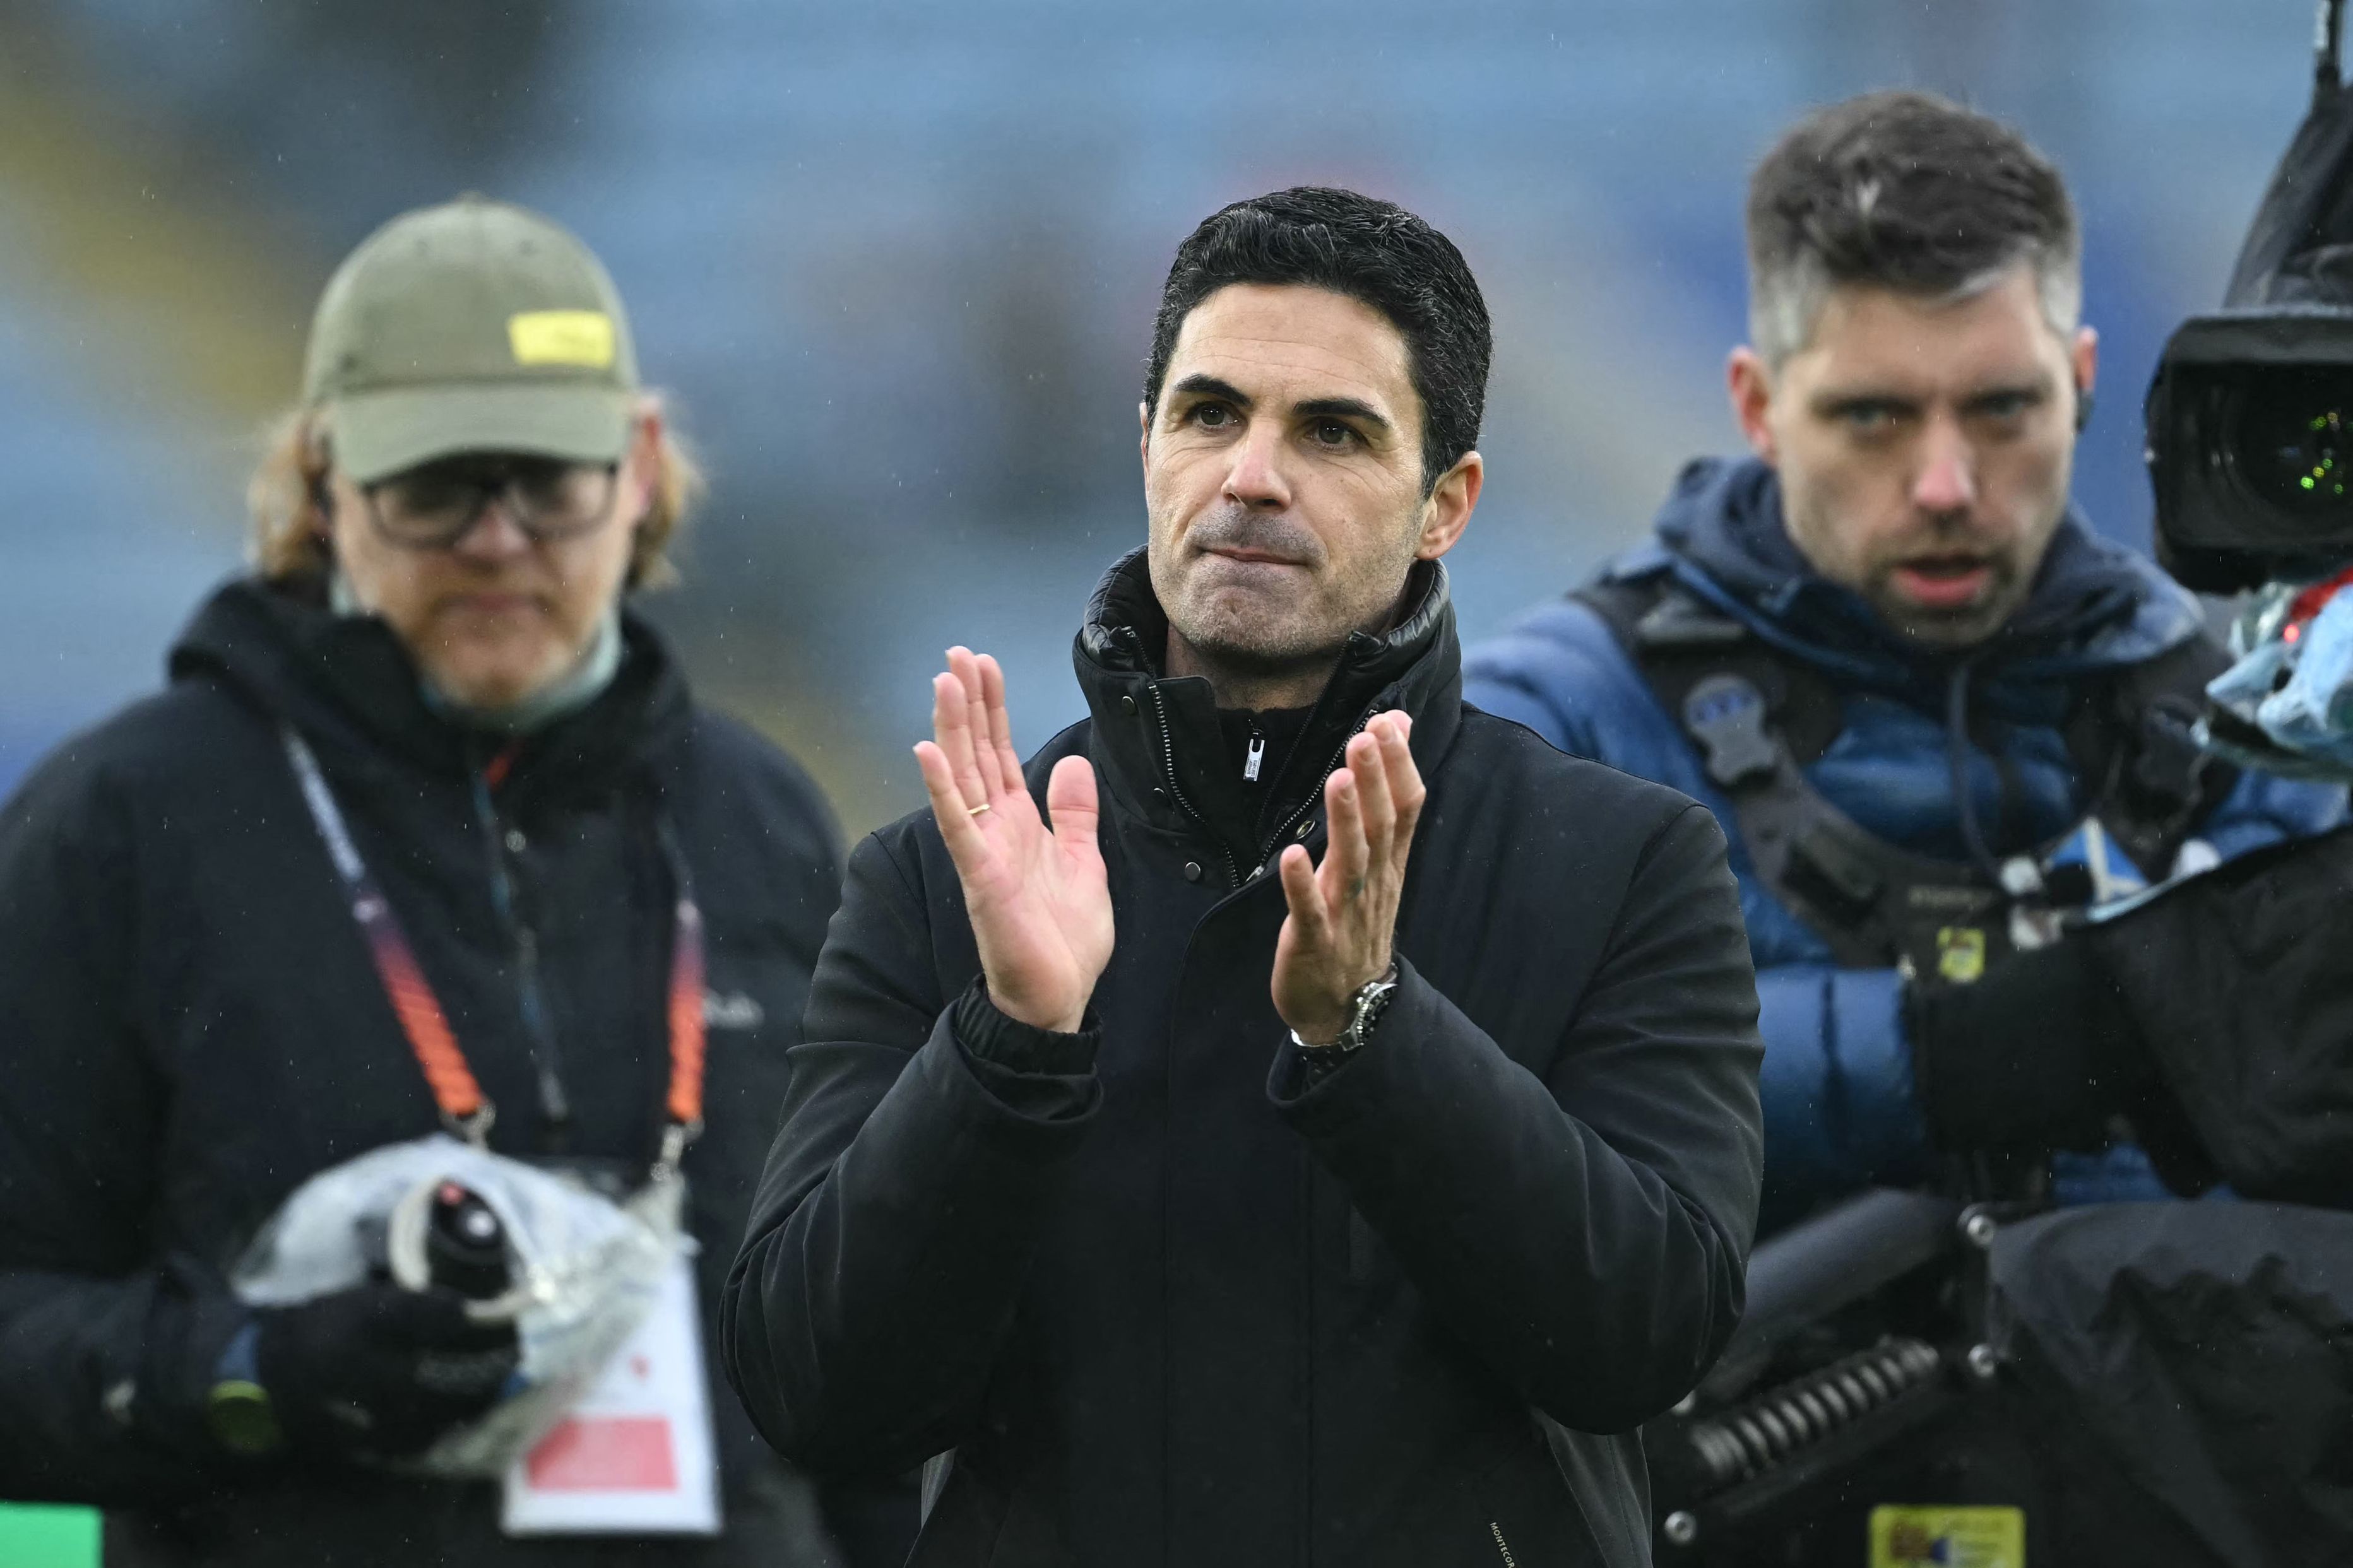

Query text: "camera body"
[2149, 2, 2353, 594]
[2149, 308, 2353, 592]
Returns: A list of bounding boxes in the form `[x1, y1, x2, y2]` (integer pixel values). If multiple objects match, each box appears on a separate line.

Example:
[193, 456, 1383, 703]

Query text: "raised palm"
[913, 647, 1112, 1033]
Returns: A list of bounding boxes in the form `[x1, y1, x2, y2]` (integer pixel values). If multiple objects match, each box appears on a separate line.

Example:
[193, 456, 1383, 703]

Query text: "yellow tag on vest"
[1936, 926, 1989, 984]
[507, 310, 615, 368]
[1870, 1504, 2024, 1567]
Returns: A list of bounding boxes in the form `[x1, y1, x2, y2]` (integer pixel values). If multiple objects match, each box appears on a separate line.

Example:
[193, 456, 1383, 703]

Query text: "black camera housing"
[2149, 309, 2353, 592]
[2147, 0, 2353, 592]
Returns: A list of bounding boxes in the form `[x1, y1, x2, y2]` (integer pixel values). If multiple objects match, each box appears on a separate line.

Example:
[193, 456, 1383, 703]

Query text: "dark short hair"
[1745, 91, 2080, 363]
[1143, 187, 1491, 490]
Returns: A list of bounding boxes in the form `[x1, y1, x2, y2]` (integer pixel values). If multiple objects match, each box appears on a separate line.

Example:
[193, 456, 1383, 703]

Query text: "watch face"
[1350, 975, 1398, 1039]
[207, 1380, 285, 1456]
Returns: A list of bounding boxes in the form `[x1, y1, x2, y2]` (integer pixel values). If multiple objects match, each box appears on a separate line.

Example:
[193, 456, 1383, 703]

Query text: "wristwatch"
[1291, 962, 1400, 1072]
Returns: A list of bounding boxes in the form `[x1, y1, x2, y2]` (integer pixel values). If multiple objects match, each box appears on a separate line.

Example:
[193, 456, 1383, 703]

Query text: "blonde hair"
[246, 398, 703, 590]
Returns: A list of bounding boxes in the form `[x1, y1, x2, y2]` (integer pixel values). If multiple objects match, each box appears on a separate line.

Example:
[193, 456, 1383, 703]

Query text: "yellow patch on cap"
[507, 310, 615, 368]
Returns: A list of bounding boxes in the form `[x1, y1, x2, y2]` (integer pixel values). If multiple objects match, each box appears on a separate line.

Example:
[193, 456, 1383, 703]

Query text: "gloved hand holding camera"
[1909, 822, 2353, 1206]
[1906, 927, 2212, 1189]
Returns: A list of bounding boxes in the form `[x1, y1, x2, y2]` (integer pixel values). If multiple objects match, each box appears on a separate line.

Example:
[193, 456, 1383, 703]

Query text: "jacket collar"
[1072, 547, 1462, 868]
[169, 574, 694, 812]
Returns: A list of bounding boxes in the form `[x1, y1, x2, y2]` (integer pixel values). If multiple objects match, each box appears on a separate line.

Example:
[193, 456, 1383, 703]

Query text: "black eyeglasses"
[361, 456, 621, 550]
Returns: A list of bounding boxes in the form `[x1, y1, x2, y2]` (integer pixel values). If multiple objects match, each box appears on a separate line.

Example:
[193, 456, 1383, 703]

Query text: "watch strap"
[1291, 961, 1401, 1064]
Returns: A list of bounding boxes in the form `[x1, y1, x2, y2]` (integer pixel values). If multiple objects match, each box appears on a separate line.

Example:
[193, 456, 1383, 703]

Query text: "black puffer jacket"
[725, 551, 1767, 1567]
[0, 576, 864, 1565]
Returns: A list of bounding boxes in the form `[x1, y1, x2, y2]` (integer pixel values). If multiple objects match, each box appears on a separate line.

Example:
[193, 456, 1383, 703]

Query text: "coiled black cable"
[1680, 1338, 1946, 1494]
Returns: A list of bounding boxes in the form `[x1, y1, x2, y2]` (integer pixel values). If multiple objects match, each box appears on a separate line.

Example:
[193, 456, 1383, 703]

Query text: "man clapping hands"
[726, 188, 1764, 1568]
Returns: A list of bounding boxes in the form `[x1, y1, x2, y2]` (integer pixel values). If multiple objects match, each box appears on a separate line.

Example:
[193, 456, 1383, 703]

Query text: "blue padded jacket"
[1464, 457, 2347, 1231]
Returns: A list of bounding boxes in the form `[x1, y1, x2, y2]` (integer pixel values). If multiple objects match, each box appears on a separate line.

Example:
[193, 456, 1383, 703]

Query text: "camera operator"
[1942, 5, 2353, 1216]
[0, 197, 892, 1564]
[1464, 92, 2348, 1232]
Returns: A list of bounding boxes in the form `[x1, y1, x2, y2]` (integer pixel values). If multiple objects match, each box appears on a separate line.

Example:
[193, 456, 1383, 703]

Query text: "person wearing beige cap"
[0, 196, 908, 1565]
[263, 191, 680, 729]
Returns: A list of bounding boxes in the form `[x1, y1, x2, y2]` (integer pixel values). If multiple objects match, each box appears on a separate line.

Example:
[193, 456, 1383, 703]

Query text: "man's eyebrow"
[1798, 390, 1929, 420]
[1960, 381, 2050, 406]
[1295, 396, 1392, 433]
[1168, 374, 1252, 410]
[1810, 387, 1924, 415]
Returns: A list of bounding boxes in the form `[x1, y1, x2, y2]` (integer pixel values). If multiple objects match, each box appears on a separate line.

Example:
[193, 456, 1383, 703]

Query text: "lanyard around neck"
[281, 727, 706, 1178]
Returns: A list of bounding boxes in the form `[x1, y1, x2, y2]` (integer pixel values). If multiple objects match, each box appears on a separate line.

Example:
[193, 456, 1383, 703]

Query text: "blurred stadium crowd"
[0, 0, 2322, 839]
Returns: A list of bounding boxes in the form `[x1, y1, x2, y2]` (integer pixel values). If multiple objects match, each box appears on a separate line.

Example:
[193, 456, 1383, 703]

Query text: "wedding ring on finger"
[968, 802, 993, 816]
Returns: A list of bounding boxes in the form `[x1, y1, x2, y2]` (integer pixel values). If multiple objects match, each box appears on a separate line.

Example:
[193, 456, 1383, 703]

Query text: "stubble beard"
[1167, 581, 1352, 692]
[1153, 500, 1421, 703]
[1861, 559, 2024, 648]
[1792, 493, 2034, 650]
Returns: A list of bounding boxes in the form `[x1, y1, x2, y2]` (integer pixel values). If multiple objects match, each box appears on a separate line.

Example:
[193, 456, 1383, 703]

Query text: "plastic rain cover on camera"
[230, 1133, 682, 1477]
[2207, 576, 2353, 779]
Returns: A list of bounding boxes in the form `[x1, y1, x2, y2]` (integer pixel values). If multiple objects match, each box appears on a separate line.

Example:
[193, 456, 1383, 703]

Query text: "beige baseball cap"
[302, 194, 639, 485]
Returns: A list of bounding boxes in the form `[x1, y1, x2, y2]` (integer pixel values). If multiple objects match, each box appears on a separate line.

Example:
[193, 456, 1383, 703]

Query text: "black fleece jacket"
[724, 551, 1766, 1568]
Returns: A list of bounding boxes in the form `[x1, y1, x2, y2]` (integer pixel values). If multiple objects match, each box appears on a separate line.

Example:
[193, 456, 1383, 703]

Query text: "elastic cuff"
[951, 978, 1099, 1075]
[1269, 958, 1429, 1126]
[1269, 1040, 1358, 1102]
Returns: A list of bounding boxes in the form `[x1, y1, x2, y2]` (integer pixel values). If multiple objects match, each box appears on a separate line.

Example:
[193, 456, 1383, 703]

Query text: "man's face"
[1729, 266, 2097, 647]
[326, 415, 656, 709]
[1142, 283, 1478, 685]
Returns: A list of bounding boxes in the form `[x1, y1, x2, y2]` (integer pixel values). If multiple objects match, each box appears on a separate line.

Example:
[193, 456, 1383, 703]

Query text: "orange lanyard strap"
[284, 728, 706, 1160]
[653, 819, 708, 1131]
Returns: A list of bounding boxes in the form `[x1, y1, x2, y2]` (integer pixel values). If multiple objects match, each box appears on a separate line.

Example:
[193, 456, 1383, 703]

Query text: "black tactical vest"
[1575, 575, 2237, 982]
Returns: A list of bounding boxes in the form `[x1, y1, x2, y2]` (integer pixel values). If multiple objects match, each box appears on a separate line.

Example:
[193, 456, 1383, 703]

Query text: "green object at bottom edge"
[0, 1504, 100, 1568]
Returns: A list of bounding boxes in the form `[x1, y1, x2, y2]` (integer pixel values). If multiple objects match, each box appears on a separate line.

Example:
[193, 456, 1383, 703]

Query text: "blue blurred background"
[0, 1, 2323, 1556]
[0, 0, 2321, 840]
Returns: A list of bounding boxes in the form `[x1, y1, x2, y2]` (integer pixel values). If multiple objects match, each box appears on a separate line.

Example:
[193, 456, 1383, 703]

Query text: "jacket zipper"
[470, 769, 573, 1141]
[1254, 709, 1377, 874]
[1275, 708, 1382, 1566]
[1120, 610, 1390, 883]
[1142, 680, 1242, 887]
[509, 926, 572, 1129]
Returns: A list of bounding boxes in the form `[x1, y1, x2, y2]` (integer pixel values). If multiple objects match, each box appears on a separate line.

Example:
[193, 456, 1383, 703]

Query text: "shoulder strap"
[2068, 633, 2243, 880]
[1571, 576, 2003, 971]
[1570, 577, 1845, 774]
